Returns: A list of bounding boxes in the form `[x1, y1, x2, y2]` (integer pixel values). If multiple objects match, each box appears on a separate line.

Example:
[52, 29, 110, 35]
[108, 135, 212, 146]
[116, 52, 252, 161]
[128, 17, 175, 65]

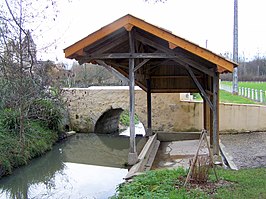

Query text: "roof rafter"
[135, 33, 214, 77]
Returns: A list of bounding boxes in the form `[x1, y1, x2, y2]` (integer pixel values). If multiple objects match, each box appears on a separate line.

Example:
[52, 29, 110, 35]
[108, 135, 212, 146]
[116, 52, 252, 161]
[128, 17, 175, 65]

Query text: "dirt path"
[220, 132, 266, 169]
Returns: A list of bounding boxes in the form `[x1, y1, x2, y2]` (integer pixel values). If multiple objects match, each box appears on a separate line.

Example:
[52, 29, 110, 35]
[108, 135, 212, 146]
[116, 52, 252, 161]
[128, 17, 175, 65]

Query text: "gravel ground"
[220, 132, 266, 169]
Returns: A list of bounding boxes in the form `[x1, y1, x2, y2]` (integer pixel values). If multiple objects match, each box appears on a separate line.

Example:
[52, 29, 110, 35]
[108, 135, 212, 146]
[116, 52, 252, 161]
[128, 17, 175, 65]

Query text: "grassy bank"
[0, 121, 59, 178]
[113, 167, 266, 198]
[219, 90, 256, 104]
[0, 99, 63, 178]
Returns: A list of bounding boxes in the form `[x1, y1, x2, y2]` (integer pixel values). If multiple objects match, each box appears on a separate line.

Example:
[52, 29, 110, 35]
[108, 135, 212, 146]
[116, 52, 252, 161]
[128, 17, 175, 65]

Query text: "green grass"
[0, 121, 58, 177]
[113, 167, 266, 199]
[219, 90, 256, 104]
[119, 110, 139, 126]
[193, 91, 257, 104]
[215, 168, 266, 199]
[222, 81, 266, 91]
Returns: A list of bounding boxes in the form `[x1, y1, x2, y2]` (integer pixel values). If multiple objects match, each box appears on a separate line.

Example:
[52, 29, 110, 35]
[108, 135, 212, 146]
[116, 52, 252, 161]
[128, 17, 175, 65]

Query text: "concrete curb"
[125, 134, 159, 179]
[157, 132, 201, 142]
[220, 140, 238, 170]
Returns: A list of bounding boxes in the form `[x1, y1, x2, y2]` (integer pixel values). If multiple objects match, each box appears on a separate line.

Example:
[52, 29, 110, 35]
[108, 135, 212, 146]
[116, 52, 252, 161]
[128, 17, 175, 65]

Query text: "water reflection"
[0, 134, 147, 199]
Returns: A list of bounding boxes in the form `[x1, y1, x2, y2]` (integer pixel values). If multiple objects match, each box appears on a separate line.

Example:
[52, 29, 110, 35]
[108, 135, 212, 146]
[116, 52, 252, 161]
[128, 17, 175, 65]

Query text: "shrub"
[28, 99, 63, 131]
[119, 110, 139, 126]
[0, 108, 20, 133]
[189, 155, 211, 183]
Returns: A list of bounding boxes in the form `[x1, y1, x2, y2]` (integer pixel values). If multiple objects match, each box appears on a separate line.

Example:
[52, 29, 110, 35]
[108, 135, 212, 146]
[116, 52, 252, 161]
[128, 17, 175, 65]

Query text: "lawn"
[219, 90, 256, 104]
[113, 167, 266, 199]
[193, 90, 257, 104]
[222, 81, 266, 91]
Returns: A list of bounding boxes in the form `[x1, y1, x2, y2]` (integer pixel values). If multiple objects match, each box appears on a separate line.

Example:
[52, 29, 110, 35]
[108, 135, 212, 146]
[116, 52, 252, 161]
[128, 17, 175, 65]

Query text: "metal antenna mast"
[233, 0, 238, 94]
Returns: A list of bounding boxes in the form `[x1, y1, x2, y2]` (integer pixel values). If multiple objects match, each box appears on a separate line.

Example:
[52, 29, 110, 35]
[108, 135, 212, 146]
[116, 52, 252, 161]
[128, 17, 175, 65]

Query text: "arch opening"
[94, 108, 146, 136]
[94, 108, 124, 134]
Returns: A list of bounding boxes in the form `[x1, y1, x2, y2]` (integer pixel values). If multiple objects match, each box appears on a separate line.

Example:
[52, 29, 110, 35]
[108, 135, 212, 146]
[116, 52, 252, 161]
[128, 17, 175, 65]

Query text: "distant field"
[222, 81, 266, 91]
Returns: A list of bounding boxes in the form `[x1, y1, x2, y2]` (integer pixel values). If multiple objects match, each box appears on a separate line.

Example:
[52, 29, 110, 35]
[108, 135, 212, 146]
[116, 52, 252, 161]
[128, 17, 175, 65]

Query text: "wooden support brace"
[184, 64, 214, 111]
[135, 34, 214, 77]
[95, 60, 129, 83]
[184, 130, 218, 187]
[134, 58, 150, 72]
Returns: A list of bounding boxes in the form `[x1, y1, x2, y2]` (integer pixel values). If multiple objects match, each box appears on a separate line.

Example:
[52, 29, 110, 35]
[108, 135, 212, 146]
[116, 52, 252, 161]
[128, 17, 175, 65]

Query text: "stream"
[0, 133, 147, 199]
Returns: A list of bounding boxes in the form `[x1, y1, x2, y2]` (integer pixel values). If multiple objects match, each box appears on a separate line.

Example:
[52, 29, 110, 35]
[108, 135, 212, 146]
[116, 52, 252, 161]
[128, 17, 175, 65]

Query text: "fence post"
[239, 87, 241, 96]
[260, 90, 263, 103]
[255, 89, 258, 101]
[245, 87, 247, 97]
[251, 89, 254, 100]
[242, 87, 244, 96]
[248, 88, 250, 98]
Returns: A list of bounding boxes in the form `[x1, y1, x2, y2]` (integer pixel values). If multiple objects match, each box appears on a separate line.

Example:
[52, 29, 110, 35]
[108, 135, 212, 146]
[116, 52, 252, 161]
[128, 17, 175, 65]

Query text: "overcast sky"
[38, 0, 266, 64]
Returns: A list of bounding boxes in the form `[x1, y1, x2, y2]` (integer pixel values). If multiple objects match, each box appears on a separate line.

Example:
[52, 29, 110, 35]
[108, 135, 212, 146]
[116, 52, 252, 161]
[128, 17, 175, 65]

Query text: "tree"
[0, 0, 63, 145]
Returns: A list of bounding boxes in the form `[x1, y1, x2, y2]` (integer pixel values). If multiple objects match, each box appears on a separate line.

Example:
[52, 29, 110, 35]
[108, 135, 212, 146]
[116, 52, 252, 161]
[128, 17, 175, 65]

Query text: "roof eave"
[64, 14, 238, 73]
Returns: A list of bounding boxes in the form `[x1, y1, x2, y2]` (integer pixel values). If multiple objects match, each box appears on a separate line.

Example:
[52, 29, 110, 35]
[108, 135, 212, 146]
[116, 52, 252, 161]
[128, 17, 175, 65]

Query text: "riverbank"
[0, 121, 59, 178]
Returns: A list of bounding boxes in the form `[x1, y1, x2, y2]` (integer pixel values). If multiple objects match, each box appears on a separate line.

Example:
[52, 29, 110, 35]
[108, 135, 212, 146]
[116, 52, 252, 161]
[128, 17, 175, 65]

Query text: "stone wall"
[62, 87, 266, 133]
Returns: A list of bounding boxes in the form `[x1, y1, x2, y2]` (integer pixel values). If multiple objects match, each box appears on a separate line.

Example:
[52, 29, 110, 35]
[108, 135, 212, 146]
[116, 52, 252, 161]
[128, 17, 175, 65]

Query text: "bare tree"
[0, 0, 63, 145]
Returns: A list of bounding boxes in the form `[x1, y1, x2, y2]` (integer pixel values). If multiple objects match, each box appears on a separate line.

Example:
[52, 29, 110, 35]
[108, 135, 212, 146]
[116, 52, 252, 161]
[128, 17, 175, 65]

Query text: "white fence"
[220, 82, 266, 103]
[220, 84, 233, 93]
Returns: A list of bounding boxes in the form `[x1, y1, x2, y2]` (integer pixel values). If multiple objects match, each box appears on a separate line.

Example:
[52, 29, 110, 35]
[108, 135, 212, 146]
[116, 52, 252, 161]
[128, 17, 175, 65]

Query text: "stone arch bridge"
[62, 86, 202, 134]
[62, 86, 266, 134]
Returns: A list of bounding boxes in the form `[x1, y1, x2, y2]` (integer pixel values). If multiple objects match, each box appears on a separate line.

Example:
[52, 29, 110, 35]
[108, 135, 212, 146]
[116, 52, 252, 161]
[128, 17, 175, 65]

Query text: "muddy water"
[0, 133, 147, 199]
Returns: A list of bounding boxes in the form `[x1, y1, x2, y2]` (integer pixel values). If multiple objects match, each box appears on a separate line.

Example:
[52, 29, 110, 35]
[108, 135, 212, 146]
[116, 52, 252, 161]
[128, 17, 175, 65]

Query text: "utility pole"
[233, 0, 238, 94]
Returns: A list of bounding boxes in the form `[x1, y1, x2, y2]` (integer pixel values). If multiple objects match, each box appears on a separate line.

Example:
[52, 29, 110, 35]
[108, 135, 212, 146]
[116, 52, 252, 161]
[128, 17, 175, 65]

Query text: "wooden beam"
[151, 88, 199, 93]
[94, 60, 129, 83]
[128, 29, 138, 165]
[184, 64, 214, 111]
[65, 14, 236, 72]
[109, 64, 148, 92]
[127, 15, 235, 72]
[81, 52, 178, 61]
[124, 24, 134, 31]
[148, 59, 171, 74]
[85, 34, 128, 55]
[146, 78, 152, 136]
[209, 75, 213, 146]
[203, 74, 208, 130]
[151, 75, 203, 79]
[104, 61, 128, 69]
[206, 90, 214, 96]
[83, 28, 127, 53]
[212, 71, 219, 155]
[134, 58, 150, 72]
[64, 16, 131, 58]
[135, 34, 214, 77]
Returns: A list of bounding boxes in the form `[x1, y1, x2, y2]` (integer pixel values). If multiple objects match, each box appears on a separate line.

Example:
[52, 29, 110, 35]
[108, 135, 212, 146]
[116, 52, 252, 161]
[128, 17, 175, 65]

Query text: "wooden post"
[203, 74, 208, 130]
[146, 78, 152, 136]
[209, 76, 213, 146]
[128, 29, 138, 165]
[212, 71, 219, 155]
